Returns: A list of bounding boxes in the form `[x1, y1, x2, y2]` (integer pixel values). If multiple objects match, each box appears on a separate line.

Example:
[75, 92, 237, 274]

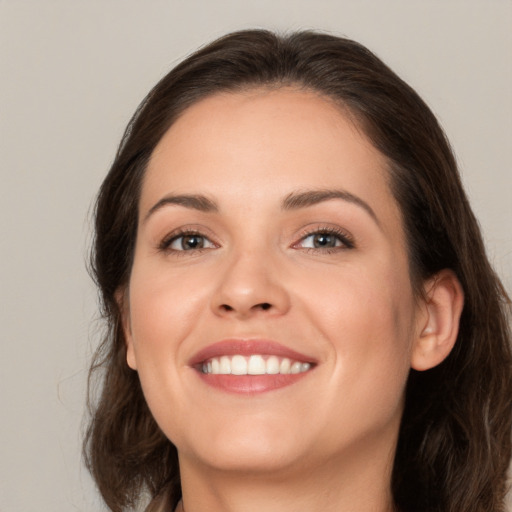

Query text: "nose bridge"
[211, 242, 290, 317]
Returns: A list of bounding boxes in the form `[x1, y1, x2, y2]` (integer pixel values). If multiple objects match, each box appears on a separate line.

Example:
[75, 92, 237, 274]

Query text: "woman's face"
[123, 88, 425, 477]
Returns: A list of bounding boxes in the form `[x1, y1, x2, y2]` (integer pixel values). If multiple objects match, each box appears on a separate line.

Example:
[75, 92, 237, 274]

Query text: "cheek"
[129, 262, 207, 343]
[299, 255, 415, 345]
[125, 261, 214, 435]
[295, 259, 415, 415]
[125, 258, 215, 402]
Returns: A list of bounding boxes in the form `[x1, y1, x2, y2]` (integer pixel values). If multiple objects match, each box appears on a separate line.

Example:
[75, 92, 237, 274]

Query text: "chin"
[195, 446, 305, 477]
[175, 417, 312, 475]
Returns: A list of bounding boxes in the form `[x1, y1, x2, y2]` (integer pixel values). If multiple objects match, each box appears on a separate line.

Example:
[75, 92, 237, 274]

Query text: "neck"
[177, 439, 396, 512]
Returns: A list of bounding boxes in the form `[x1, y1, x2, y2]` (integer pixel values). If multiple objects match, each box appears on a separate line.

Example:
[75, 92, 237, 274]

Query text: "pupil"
[314, 233, 335, 248]
[182, 235, 203, 250]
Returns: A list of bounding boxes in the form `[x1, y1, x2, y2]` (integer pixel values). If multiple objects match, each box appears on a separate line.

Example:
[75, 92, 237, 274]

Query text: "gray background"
[1, 1, 511, 511]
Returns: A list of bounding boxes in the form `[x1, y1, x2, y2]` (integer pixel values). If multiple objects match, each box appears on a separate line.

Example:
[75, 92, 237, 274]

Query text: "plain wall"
[1, 1, 510, 511]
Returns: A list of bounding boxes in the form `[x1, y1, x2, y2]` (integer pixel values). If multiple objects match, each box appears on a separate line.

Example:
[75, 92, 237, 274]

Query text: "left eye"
[297, 231, 349, 249]
[167, 234, 216, 251]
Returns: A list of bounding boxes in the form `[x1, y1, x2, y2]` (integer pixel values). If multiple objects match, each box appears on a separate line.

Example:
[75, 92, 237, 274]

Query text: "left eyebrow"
[282, 189, 380, 227]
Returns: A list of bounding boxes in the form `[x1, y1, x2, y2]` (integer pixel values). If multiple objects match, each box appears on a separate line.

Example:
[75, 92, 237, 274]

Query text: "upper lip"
[189, 339, 317, 367]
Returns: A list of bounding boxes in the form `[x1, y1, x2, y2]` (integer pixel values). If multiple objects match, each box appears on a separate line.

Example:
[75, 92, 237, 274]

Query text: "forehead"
[148, 88, 372, 175]
[142, 88, 401, 231]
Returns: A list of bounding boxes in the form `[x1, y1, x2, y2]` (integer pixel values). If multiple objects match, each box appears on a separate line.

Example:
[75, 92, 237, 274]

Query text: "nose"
[210, 249, 291, 319]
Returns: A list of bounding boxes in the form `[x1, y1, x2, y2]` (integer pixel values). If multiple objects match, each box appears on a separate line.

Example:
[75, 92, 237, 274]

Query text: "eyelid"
[156, 223, 354, 254]
[158, 226, 219, 253]
[292, 225, 355, 250]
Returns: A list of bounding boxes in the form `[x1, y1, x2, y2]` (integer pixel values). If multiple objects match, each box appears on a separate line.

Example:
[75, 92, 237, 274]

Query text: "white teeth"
[279, 358, 291, 374]
[248, 355, 266, 375]
[266, 356, 280, 374]
[219, 356, 231, 374]
[231, 355, 248, 375]
[201, 355, 313, 376]
[290, 361, 302, 374]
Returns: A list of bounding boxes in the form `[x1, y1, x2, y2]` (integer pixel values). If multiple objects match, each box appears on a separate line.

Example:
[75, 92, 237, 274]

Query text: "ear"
[411, 269, 464, 371]
[115, 287, 137, 370]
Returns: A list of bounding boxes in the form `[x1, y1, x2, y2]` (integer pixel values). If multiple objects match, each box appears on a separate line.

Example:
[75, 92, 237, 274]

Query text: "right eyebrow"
[143, 194, 219, 224]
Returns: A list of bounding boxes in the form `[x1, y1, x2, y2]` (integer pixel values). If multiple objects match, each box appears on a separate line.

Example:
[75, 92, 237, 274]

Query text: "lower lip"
[196, 372, 311, 394]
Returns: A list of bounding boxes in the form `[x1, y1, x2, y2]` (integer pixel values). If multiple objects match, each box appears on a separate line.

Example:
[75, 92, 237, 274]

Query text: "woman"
[84, 30, 512, 512]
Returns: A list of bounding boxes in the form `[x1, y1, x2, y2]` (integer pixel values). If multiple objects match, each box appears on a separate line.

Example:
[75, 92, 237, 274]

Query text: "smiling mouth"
[190, 339, 316, 394]
[201, 355, 312, 375]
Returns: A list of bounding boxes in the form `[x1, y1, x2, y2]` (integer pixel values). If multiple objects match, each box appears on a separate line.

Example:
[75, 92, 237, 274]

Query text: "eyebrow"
[282, 189, 380, 226]
[144, 194, 218, 223]
[143, 188, 379, 226]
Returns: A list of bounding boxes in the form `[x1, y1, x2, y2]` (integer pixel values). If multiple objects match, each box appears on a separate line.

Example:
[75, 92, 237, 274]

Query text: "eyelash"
[158, 226, 355, 255]
[158, 228, 217, 254]
[293, 226, 355, 253]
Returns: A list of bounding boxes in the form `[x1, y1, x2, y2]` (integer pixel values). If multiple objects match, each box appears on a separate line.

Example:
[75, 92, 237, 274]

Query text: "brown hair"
[84, 30, 512, 512]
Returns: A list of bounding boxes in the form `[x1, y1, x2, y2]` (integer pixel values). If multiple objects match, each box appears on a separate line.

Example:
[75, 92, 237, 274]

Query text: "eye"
[294, 228, 354, 251]
[161, 231, 217, 252]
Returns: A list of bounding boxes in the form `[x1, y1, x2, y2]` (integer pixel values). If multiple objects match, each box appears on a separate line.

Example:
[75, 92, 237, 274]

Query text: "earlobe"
[115, 287, 137, 371]
[411, 270, 464, 371]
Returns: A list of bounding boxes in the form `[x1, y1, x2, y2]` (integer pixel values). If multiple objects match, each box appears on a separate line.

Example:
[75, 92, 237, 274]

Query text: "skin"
[121, 88, 462, 512]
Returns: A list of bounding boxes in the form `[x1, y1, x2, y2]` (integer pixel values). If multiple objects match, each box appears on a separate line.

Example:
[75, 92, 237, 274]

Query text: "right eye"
[162, 232, 216, 252]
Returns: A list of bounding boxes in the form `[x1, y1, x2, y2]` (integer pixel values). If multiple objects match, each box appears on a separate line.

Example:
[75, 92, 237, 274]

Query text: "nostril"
[217, 302, 274, 314]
